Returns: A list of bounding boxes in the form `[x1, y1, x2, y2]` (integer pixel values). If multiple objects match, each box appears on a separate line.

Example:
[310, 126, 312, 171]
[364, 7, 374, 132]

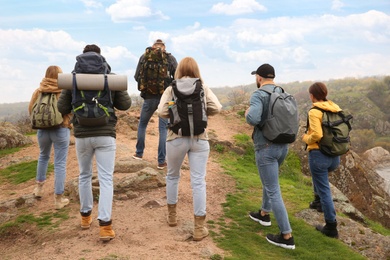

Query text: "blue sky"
[1, 0, 389, 103]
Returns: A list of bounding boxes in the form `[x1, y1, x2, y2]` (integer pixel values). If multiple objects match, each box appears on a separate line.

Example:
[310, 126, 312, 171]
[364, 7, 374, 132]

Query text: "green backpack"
[307, 107, 353, 156]
[137, 47, 169, 95]
[31, 92, 63, 129]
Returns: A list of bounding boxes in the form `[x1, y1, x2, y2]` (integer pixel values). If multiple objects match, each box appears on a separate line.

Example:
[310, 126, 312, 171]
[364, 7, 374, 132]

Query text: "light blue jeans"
[135, 98, 168, 164]
[36, 127, 70, 195]
[255, 143, 292, 234]
[309, 149, 340, 223]
[166, 137, 210, 216]
[76, 136, 116, 222]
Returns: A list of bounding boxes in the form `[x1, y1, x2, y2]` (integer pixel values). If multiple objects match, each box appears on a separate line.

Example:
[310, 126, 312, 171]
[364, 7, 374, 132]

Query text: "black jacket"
[58, 89, 131, 138]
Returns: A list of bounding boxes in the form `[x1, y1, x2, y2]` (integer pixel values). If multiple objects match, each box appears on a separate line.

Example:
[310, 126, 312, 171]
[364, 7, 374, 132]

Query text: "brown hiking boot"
[167, 204, 177, 227]
[99, 220, 115, 241]
[81, 215, 92, 229]
[33, 182, 45, 198]
[193, 215, 209, 241]
[54, 194, 69, 210]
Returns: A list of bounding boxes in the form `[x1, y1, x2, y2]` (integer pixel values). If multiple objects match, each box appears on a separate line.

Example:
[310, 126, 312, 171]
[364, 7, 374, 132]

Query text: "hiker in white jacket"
[157, 57, 222, 241]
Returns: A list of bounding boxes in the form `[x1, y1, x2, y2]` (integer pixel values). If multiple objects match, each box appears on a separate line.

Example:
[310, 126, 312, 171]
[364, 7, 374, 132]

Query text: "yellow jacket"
[302, 100, 341, 151]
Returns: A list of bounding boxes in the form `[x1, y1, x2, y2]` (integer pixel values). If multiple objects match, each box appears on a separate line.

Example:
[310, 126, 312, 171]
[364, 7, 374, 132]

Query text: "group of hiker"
[28, 39, 350, 249]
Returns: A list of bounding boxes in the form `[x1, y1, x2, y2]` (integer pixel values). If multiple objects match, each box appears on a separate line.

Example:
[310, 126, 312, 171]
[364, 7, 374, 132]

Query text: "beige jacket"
[28, 77, 72, 129]
[157, 78, 222, 141]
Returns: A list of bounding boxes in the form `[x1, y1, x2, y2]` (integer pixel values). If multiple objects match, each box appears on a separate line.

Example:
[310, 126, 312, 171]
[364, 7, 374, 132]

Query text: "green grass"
[211, 134, 368, 260]
[0, 209, 70, 237]
[0, 160, 53, 184]
[0, 147, 22, 158]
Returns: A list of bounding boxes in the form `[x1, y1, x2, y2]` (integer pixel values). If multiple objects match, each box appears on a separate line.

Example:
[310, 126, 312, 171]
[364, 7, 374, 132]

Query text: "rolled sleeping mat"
[58, 73, 128, 91]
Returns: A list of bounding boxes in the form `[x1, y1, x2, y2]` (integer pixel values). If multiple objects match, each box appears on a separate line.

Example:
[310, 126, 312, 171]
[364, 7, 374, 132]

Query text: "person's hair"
[174, 57, 203, 83]
[45, 65, 63, 79]
[83, 44, 101, 54]
[309, 82, 328, 101]
[152, 43, 166, 51]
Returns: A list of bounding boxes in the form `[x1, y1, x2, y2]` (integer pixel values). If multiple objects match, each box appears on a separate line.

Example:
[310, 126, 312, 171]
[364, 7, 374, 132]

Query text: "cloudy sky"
[1, 0, 389, 103]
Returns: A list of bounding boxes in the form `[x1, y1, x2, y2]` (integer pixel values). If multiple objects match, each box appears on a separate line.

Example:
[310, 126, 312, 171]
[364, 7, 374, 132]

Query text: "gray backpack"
[259, 86, 299, 143]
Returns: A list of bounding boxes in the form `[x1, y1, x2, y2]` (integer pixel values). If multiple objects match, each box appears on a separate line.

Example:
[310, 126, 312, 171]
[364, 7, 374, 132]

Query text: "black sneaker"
[249, 211, 271, 226]
[266, 233, 295, 250]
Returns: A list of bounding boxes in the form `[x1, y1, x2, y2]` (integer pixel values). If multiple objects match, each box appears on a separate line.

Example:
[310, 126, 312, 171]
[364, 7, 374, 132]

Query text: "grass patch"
[0, 209, 70, 238]
[211, 133, 367, 259]
[0, 147, 22, 158]
[0, 160, 53, 184]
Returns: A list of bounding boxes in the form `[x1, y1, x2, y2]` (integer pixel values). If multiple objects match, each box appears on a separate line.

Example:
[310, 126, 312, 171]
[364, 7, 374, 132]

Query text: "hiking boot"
[99, 220, 115, 241]
[249, 211, 271, 226]
[167, 204, 177, 227]
[316, 221, 339, 238]
[266, 233, 295, 250]
[80, 211, 92, 229]
[193, 215, 209, 241]
[157, 162, 167, 170]
[33, 182, 45, 198]
[309, 194, 323, 212]
[132, 154, 143, 160]
[54, 194, 69, 210]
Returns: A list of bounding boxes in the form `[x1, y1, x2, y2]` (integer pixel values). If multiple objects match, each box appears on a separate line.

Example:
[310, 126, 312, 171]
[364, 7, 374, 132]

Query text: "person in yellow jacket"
[28, 65, 72, 210]
[302, 82, 341, 238]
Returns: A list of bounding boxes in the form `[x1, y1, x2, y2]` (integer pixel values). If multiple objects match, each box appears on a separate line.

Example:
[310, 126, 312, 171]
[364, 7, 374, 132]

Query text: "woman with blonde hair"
[157, 57, 222, 241]
[28, 65, 72, 209]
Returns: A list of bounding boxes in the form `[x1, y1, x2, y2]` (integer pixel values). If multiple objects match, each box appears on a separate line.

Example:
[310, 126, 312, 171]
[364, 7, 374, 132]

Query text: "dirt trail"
[0, 109, 251, 260]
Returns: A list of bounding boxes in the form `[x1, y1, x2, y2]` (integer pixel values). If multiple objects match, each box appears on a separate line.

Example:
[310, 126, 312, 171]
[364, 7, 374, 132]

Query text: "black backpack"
[168, 80, 207, 137]
[306, 107, 353, 156]
[71, 52, 114, 127]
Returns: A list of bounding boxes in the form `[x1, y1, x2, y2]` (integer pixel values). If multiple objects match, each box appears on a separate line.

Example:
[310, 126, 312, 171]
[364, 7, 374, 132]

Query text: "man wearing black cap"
[245, 63, 295, 249]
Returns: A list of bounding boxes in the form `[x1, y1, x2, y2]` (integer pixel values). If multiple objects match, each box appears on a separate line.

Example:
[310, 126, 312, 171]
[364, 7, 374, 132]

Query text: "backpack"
[308, 107, 353, 156]
[74, 51, 111, 74]
[31, 92, 63, 129]
[168, 80, 207, 137]
[71, 52, 113, 127]
[259, 86, 299, 143]
[138, 47, 170, 95]
[71, 73, 114, 127]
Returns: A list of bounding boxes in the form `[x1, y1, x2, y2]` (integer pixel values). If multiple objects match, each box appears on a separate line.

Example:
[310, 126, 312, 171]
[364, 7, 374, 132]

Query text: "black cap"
[251, 63, 275, 78]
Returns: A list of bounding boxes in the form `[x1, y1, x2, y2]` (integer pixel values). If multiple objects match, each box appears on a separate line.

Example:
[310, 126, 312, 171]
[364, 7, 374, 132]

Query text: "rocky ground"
[0, 108, 389, 259]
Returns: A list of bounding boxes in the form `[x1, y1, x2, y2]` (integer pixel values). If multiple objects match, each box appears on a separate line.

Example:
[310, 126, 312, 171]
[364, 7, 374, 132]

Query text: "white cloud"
[81, 0, 102, 9]
[148, 31, 171, 47]
[0, 29, 136, 103]
[331, 0, 344, 11]
[106, 0, 169, 23]
[210, 0, 267, 15]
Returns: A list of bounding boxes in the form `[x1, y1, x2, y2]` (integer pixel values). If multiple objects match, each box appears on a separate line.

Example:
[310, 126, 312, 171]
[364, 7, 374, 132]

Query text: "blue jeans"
[309, 150, 340, 223]
[255, 143, 292, 234]
[135, 98, 168, 164]
[36, 128, 70, 195]
[76, 136, 116, 222]
[166, 138, 210, 216]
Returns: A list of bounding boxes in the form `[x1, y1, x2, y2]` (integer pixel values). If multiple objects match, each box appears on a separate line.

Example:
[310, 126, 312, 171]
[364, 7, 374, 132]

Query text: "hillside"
[1, 107, 390, 259]
[0, 108, 250, 259]
[3, 77, 389, 153]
